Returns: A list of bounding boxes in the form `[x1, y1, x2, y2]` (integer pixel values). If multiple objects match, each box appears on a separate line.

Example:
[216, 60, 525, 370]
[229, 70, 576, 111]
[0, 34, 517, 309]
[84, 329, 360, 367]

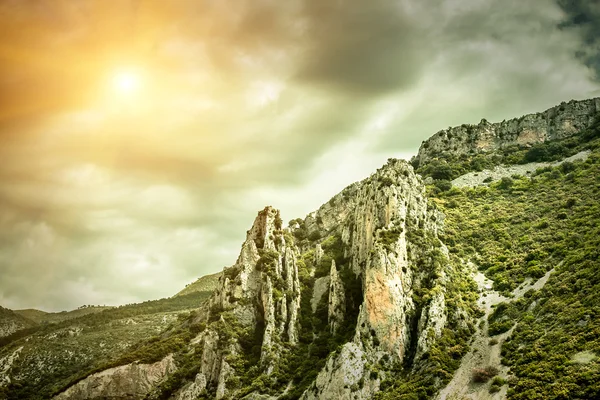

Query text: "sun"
[112, 70, 141, 95]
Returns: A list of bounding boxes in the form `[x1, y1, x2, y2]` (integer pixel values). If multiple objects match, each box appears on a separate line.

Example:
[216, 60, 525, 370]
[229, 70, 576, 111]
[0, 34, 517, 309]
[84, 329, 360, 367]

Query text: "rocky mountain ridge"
[2, 96, 599, 400]
[0, 307, 35, 339]
[413, 97, 600, 167]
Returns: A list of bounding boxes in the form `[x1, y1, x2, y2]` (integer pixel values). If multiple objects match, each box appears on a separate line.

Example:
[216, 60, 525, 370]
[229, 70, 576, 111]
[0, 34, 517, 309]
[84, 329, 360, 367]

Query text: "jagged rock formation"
[414, 97, 600, 167]
[180, 206, 302, 398]
[300, 159, 453, 399]
[171, 158, 461, 400]
[327, 261, 345, 334]
[311, 276, 330, 313]
[54, 355, 176, 400]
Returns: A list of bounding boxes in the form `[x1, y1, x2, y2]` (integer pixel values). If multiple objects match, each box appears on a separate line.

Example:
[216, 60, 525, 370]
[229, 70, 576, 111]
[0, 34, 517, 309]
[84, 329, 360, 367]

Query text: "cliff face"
[177, 206, 302, 399]
[169, 158, 462, 400]
[413, 97, 600, 167]
[300, 159, 453, 399]
[23, 159, 467, 400]
[54, 356, 176, 400]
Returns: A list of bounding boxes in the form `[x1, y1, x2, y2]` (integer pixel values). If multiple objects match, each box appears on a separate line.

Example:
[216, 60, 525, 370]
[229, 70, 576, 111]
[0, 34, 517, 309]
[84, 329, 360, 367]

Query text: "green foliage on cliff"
[435, 147, 600, 399]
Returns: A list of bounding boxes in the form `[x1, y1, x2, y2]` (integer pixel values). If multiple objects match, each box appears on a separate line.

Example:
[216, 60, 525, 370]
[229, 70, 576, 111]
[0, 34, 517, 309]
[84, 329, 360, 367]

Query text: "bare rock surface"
[415, 98, 599, 167]
[301, 159, 459, 400]
[53, 355, 176, 400]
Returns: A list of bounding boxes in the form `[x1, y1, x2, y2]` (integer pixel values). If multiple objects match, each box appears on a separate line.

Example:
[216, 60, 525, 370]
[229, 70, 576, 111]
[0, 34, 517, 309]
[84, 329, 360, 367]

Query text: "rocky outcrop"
[414, 97, 600, 167]
[311, 276, 330, 313]
[53, 355, 176, 400]
[327, 260, 345, 334]
[0, 347, 22, 387]
[185, 206, 302, 398]
[301, 159, 453, 399]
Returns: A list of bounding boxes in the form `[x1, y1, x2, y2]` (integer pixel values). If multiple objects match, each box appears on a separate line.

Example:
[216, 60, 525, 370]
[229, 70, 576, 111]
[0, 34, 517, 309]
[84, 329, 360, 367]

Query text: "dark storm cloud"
[557, 0, 600, 78]
[296, 0, 426, 94]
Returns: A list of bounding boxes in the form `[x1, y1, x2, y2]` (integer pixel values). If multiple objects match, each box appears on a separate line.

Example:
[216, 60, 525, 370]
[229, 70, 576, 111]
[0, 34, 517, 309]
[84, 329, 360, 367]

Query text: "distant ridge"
[174, 271, 222, 297]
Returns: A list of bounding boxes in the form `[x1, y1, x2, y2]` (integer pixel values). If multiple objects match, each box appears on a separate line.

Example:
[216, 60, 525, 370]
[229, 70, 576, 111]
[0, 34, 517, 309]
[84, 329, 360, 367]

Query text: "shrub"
[472, 366, 499, 383]
[434, 179, 453, 192]
[498, 177, 514, 190]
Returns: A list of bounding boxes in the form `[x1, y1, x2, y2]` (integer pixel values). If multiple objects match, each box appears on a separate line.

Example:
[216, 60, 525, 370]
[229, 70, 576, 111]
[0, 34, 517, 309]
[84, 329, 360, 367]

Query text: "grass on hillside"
[434, 146, 600, 399]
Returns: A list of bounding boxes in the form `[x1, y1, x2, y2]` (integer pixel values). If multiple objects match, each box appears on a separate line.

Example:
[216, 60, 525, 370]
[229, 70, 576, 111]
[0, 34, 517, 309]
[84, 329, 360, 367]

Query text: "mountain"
[14, 307, 114, 325]
[175, 272, 222, 297]
[0, 307, 36, 339]
[1, 97, 599, 400]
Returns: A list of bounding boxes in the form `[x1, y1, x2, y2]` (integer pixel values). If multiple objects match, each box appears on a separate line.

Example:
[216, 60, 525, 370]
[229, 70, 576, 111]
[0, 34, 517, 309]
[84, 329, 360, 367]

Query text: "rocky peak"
[413, 97, 600, 167]
[185, 206, 301, 398]
[301, 159, 455, 399]
[327, 260, 345, 334]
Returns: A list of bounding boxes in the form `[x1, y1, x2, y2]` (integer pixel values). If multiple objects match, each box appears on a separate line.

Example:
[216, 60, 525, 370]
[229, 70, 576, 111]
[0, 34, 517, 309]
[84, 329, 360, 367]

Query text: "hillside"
[14, 307, 114, 325]
[175, 272, 222, 297]
[0, 307, 36, 339]
[0, 97, 598, 400]
[0, 291, 213, 399]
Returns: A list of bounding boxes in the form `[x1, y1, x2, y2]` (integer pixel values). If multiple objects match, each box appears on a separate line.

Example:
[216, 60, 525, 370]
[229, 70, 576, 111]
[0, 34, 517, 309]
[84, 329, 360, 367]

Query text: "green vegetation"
[314, 234, 347, 277]
[431, 129, 600, 399]
[489, 376, 507, 393]
[0, 291, 211, 400]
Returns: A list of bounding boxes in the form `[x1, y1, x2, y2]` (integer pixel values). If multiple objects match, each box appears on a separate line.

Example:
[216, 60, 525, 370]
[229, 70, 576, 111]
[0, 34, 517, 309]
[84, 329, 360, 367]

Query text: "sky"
[0, 0, 599, 312]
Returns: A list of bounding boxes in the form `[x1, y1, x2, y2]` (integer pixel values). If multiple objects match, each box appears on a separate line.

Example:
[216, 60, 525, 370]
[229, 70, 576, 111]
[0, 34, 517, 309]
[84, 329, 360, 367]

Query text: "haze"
[0, 0, 598, 311]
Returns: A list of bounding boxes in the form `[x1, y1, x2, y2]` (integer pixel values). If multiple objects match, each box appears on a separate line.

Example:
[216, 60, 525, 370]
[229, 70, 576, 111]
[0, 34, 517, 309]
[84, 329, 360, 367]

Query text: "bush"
[434, 179, 453, 192]
[498, 177, 513, 190]
[489, 376, 506, 393]
[472, 366, 499, 383]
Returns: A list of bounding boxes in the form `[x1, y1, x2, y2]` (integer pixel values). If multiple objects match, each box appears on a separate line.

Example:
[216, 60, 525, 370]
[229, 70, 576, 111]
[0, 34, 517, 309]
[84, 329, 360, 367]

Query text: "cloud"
[0, 0, 598, 311]
[557, 0, 600, 78]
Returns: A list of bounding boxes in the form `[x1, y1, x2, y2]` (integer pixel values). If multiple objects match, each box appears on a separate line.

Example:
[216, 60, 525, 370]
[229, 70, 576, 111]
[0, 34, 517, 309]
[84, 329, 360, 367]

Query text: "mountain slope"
[175, 272, 222, 297]
[14, 307, 113, 325]
[0, 292, 212, 399]
[1, 97, 599, 400]
[0, 307, 36, 339]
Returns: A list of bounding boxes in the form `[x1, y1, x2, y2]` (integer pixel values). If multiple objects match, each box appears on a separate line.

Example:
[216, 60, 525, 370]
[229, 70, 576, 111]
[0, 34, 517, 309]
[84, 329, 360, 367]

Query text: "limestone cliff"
[327, 260, 345, 334]
[177, 206, 302, 399]
[413, 97, 600, 167]
[54, 356, 176, 400]
[299, 159, 455, 399]
[27, 160, 466, 400]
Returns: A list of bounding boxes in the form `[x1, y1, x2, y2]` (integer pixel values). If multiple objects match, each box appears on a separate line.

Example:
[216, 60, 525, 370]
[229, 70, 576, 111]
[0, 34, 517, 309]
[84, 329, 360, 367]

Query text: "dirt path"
[436, 265, 555, 400]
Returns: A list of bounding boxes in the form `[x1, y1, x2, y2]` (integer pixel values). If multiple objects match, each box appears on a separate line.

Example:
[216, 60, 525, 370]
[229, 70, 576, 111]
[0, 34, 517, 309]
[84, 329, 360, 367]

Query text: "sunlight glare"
[112, 70, 141, 95]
